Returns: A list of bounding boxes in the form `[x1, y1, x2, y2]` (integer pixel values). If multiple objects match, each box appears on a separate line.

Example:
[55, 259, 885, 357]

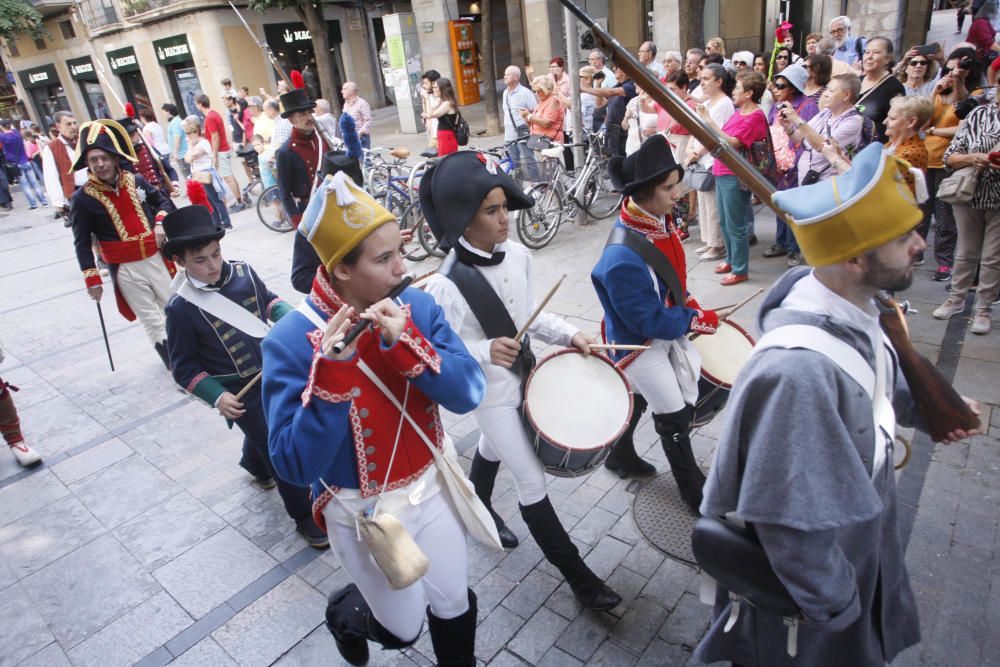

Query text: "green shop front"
[66, 56, 111, 120]
[107, 46, 150, 113]
[17, 64, 70, 130]
[154, 35, 202, 117]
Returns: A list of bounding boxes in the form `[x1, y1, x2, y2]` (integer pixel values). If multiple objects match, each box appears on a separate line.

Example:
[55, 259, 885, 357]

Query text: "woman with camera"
[858, 37, 906, 144]
[921, 48, 983, 282]
[933, 86, 1000, 336]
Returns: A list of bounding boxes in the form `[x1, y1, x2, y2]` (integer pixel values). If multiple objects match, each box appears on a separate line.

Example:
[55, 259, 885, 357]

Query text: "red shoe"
[720, 273, 749, 286]
[713, 262, 732, 275]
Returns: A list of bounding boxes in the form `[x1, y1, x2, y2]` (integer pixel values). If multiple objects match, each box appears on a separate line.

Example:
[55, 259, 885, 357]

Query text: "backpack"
[454, 113, 470, 146]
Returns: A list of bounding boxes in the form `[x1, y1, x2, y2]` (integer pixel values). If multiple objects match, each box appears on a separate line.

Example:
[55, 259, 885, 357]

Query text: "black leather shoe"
[748, 234, 759, 246]
[576, 583, 623, 611]
[497, 523, 519, 549]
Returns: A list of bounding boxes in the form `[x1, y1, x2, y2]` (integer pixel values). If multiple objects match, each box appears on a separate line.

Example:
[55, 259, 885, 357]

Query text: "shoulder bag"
[937, 138, 1000, 205]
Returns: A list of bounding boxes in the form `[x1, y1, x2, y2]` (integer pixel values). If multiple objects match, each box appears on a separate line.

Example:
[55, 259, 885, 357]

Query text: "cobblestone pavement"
[2, 10, 998, 666]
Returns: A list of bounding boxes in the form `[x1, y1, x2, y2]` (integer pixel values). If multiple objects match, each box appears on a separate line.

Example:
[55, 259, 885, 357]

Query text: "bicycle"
[234, 145, 293, 233]
[516, 131, 622, 249]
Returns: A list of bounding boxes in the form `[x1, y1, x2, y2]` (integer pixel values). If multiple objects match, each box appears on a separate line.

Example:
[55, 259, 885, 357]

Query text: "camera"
[594, 71, 606, 81]
[955, 87, 997, 120]
[957, 56, 973, 70]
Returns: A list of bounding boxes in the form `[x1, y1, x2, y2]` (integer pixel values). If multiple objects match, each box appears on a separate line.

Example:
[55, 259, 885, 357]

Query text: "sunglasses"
[776, 55, 790, 60]
[909, 60, 929, 66]
[772, 82, 790, 90]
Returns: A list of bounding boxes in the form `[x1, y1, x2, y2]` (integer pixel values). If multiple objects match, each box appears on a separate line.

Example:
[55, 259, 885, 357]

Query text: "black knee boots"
[468, 451, 519, 549]
[653, 406, 706, 513]
[325, 584, 418, 666]
[520, 496, 622, 611]
[604, 393, 657, 478]
[427, 589, 478, 666]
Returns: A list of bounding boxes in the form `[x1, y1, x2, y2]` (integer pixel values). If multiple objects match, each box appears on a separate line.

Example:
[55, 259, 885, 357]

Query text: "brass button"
[414, 337, 421, 344]
[359, 408, 370, 418]
[367, 463, 377, 472]
[366, 446, 375, 455]
[351, 387, 361, 397]
[425, 404, 434, 413]
[367, 481, 377, 490]
[363, 428, 373, 437]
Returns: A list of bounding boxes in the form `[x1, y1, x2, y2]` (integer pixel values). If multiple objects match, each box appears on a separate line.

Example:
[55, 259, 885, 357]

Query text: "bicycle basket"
[520, 154, 560, 182]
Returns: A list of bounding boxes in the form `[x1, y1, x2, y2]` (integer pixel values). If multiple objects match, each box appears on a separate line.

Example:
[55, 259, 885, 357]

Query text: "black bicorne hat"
[71, 119, 138, 172]
[419, 151, 534, 251]
[115, 116, 139, 135]
[322, 150, 364, 183]
[280, 88, 316, 118]
[607, 134, 683, 196]
[161, 204, 226, 258]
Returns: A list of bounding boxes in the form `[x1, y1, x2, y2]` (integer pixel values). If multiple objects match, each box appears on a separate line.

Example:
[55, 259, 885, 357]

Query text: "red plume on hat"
[291, 70, 305, 90]
[124, 102, 136, 118]
[186, 179, 214, 214]
[775, 21, 793, 42]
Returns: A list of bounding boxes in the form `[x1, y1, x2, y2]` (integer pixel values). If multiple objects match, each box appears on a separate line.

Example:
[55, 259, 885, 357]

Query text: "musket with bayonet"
[227, 1, 340, 150]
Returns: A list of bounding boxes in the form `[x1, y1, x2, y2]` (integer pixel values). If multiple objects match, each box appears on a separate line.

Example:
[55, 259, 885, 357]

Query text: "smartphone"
[914, 43, 939, 56]
[989, 152, 1000, 166]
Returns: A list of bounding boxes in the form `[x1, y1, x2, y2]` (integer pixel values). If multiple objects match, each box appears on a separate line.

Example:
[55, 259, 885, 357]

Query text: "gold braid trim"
[84, 171, 153, 242]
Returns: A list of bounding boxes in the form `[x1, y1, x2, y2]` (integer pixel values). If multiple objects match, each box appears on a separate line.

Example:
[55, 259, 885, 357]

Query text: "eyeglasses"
[830, 27, 846, 34]
[776, 55, 790, 60]
[909, 60, 929, 66]
[772, 82, 790, 90]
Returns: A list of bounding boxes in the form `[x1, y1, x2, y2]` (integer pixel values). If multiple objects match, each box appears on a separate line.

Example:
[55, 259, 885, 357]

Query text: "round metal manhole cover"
[633, 472, 699, 565]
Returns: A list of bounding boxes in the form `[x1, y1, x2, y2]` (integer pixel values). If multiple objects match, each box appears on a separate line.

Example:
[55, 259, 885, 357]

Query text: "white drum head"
[691, 321, 754, 387]
[524, 351, 631, 450]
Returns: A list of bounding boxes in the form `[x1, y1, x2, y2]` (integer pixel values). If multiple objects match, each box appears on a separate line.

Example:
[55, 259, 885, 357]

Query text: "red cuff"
[301, 331, 359, 406]
[154, 211, 167, 223]
[83, 268, 102, 288]
[381, 317, 442, 378]
[690, 308, 719, 335]
[685, 294, 702, 311]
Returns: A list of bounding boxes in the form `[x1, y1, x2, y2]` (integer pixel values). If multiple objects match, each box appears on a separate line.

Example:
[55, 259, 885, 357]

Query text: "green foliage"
[247, 0, 300, 12]
[0, 0, 45, 43]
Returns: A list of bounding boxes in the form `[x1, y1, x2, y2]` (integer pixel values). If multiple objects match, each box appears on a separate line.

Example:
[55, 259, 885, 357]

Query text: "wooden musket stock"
[558, 0, 979, 441]
[876, 296, 980, 442]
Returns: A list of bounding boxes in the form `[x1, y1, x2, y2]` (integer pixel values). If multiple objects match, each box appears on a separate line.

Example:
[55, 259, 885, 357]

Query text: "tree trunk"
[297, 1, 341, 114]
[679, 0, 705, 53]
[481, 0, 501, 135]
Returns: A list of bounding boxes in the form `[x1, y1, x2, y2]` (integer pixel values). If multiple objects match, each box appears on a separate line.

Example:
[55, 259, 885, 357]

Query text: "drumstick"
[588, 343, 651, 351]
[234, 372, 262, 401]
[713, 288, 764, 322]
[514, 274, 566, 341]
[411, 269, 437, 290]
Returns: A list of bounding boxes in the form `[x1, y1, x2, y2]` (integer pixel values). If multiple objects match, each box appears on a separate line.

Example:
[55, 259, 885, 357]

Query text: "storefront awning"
[18, 64, 61, 90]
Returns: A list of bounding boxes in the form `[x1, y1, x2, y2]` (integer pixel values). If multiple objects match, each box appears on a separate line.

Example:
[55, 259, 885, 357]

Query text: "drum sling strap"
[605, 226, 684, 307]
[444, 259, 535, 379]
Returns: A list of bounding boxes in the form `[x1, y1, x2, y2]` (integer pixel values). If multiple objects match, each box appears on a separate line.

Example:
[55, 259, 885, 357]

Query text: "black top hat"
[419, 151, 534, 252]
[280, 89, 316, 118]
[607, 134, 683, 196]
[322, 150, 364, 183]
[161, 204, 226, 258]
[71, 119, 138, 172]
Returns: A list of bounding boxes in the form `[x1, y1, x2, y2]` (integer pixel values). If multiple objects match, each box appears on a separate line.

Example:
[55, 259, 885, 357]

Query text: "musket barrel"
[557, 0, 786, 218]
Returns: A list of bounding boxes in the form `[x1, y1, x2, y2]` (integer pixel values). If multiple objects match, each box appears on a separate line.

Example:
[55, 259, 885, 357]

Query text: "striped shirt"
[943, 104, 1000, 210]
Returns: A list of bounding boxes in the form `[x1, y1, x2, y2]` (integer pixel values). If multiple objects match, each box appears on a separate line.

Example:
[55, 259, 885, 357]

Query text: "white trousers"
[474, 404, 548, 506]
[323, 488, 470, 641]
[623, 342, 694, 415]
[115, 255, 173, 345]
[697, 187, 724, 248]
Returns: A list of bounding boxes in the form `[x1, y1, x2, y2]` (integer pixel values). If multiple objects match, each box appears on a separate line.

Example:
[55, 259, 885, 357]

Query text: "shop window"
[33, 36, 46, 51]
[59, 21, 76, 40]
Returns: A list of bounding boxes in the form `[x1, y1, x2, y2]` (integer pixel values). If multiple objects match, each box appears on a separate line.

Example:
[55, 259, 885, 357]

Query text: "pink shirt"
[713, 108, 768, 177]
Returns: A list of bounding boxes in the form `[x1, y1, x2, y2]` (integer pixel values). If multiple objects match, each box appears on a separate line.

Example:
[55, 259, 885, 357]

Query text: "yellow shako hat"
[773, 143, 924, 267]
[297, 171, 396, 270]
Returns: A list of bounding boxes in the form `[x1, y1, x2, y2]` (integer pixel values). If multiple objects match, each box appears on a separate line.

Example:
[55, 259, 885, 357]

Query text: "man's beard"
[834, 35, 846, 49]
[862, 250, 914, 292]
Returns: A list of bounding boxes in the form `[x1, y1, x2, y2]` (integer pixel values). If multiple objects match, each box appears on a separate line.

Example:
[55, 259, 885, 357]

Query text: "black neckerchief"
[454, 239, 505, 267]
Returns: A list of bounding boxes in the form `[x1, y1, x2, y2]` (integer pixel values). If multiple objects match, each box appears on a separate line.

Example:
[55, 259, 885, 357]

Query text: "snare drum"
[689, 320, 756, 427]
[521, 349, 633, 477]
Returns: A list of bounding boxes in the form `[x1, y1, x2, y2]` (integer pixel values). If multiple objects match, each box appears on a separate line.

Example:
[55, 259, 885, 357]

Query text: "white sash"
[173, 273, 272, 339]
[753, 324, 895, 477]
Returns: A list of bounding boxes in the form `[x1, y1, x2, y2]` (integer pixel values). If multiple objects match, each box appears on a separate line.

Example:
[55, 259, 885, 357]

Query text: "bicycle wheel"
[517, 182, 563, 249]
[257, 185, 293, 233]
[583, 159, 623, 220]
[397, 200, 430, 261]
[417, 209, 446, 259]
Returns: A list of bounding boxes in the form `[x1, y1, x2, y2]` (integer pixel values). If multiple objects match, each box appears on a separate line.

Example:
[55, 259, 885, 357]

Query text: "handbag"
[193, 170, 213, 185]
[357, 361, 504, 550]
[683, 163, 714, 192]
[936, 138, 1000, 205]
[525, 134, 552, 152]
[505, 92, 531, 138]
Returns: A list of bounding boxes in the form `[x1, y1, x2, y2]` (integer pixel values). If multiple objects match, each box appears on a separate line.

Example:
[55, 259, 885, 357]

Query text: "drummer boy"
[423, 152, 623, 612]
[591, 135, 719, 512]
